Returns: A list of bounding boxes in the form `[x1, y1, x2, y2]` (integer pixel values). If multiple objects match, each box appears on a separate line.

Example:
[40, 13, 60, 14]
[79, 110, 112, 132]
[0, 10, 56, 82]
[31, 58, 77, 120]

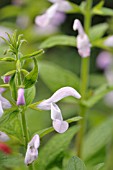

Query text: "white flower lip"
[0, 131, 10, 142]
[73, 19, 91, 58]
[51, 103, 69, 133]
[24, 134, 40, 166]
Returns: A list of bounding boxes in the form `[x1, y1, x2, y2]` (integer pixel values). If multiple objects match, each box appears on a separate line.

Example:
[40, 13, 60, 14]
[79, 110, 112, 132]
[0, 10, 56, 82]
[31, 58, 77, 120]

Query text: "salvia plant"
[1, 0, 113, 170]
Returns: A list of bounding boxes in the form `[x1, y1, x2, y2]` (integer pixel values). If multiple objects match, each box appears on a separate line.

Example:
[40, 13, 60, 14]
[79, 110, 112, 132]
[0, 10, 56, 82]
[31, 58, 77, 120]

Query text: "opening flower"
[24, 134, 40, 165]
[73, 19, 91, 58]
[0, 88, 11, 117]
[37, 86, 81, 133]
[16, 88, 25, 106]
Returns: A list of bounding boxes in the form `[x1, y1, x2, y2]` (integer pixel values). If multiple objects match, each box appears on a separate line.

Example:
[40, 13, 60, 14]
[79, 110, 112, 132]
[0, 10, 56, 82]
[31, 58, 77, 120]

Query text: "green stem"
[80, 57, 89, 98]
[76, 0, 92, 158]
[20, 107, 29, 148]
[76, 58, 89, 157]
[20, 107, 34, 170]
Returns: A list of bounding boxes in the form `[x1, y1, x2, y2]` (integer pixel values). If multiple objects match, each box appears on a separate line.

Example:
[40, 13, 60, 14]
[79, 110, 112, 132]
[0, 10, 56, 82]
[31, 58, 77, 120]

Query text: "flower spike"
[24, 134, 40, 165]
[73, 19, 91, 58]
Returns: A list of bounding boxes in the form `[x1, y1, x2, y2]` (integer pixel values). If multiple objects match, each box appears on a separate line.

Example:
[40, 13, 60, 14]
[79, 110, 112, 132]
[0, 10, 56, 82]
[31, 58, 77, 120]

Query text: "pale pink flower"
[37, 87, 81, 133]
[73, 19, 91, 58]
[16, 88, 25, 106]
[35, 0, 71, 28]
[24, 135, 40, 165]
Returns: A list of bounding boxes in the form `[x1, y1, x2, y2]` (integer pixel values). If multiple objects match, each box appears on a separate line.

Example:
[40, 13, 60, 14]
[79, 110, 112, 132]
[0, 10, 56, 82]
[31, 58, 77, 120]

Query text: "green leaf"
[35, 117, 81, 138]
[0, 152, 24, 168]
[3, 70, 16, 76]
[20, 49, 44, 61]
[93, 7, 113, 16]
[0, 57, 15, 62]
[92, 1, 104, 11]
[0, 108, 23, 143]
[0, 5, 21, 19]
[89, 74, 107, 88]
[24, 86, 36, 105]
[39, 61, 80, 92]
[82, 84, 113, 108]
[66, 156, 87, 170]
[67, 2, 81, 13]
[82, 117, 113, 160]
[89, 23, 108, 42]
[9, 73, 17, 101]
[34, 126, 80, 170]
[40, 35, 76, 49]
[23, 58, 38, 88]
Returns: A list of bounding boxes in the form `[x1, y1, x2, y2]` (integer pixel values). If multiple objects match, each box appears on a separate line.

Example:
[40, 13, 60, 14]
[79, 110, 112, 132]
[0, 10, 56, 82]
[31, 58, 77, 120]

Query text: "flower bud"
[0, 142, 12, 154]
[3, 76, 11, 83]
[16, 88, 25, 106]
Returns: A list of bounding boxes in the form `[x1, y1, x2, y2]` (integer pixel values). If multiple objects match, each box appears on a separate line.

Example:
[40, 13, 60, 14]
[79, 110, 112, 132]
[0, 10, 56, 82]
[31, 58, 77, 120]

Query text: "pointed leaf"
[93, 7, 113, 16]
[0, 108, 23, 143]
[90, 23, 108, 42]
[82, 84, 113, 108]
[82, 117, 113, 160]
[35, 117, 81, 138]
[40, 35, 76, 49]
[23, 58, 38, 88]
[20, 49, 44, 61]
[0, 57, 15, 62]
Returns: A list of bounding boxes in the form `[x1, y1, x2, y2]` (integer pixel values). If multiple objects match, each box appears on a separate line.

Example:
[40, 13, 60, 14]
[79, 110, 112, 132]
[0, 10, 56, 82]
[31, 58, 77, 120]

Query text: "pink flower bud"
[16, 88, 25, 105]
[3, 76, 11, 83]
